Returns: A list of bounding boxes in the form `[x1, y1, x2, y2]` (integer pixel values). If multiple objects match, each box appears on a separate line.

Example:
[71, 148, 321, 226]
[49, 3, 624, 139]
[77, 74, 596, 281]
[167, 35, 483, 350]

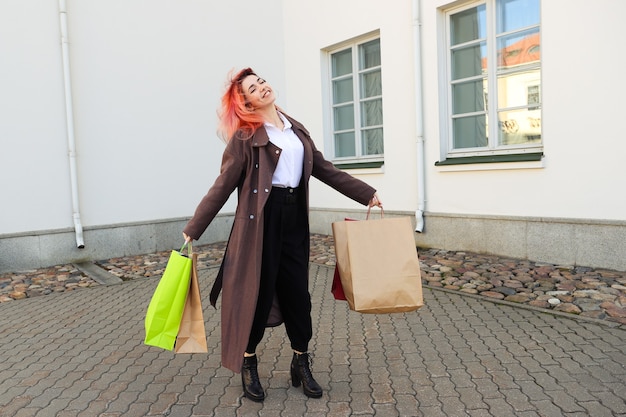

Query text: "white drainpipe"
[412, 0, 426, 233]
[59, 0, 85, 248]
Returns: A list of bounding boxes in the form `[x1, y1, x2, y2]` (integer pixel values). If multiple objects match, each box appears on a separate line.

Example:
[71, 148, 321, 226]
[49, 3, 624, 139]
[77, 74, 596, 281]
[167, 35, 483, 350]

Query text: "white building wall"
[1, 0, 286, 233]
[420, 0, 626, 221]
[0, 0, 287, 272]
[0, 1, 73, 233]
[417, 0, 626, 271]
[1, 0, 625, 272]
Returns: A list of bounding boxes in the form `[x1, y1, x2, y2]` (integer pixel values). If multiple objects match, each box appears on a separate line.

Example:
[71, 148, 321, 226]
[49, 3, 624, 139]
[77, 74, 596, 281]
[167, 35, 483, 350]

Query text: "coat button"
[264, 188, 269, 193]
[275, 150, 280, 154]
[255, 164, 259, 168]
[253, 189, 258, 193]
[249, 215, 254, 219]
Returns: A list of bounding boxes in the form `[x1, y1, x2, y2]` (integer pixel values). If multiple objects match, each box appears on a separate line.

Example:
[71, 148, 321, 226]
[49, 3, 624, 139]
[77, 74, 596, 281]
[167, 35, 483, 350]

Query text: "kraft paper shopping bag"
[332, 209, 424, 314]
[174, 253, 208, 353]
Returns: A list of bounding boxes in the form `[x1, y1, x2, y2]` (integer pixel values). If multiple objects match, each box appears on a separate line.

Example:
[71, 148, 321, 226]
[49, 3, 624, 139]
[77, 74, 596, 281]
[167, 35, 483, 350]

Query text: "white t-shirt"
[264, 113, 304, 188]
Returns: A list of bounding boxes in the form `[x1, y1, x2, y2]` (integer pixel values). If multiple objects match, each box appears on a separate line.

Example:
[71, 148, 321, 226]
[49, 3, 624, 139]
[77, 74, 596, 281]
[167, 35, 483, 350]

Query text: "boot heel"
[291, 367, 302, 387]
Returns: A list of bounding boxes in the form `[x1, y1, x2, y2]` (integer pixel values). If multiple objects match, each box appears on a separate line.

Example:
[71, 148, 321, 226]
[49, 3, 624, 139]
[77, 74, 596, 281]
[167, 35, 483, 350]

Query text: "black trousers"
[245, 186, 312, 354]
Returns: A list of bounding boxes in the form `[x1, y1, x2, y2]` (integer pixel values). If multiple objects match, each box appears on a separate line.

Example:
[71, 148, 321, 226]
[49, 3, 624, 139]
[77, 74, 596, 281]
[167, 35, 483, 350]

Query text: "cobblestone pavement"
[1, 250, 625, 416]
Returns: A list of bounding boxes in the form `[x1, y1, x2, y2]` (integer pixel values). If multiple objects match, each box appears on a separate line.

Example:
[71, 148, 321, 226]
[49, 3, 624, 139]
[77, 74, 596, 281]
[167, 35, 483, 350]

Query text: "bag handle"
[366, 206, 384, 220]
[179, 241, 193, 257]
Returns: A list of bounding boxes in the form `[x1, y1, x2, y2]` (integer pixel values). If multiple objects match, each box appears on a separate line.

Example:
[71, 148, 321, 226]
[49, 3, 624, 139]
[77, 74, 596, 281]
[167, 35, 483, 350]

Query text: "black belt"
[271, 186, 299, 204]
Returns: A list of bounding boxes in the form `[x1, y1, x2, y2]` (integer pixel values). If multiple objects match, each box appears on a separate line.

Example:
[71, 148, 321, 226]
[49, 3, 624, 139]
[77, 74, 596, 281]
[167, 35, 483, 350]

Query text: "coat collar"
[249, 112, 310, 148]
[283, 113, 310, 137]
[250, 126, 270, 148]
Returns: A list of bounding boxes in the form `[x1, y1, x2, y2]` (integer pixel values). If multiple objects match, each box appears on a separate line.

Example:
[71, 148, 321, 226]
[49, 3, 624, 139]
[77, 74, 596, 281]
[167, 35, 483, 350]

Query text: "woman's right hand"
[183, 232, 193, 244]
[368, 192, 383, 208]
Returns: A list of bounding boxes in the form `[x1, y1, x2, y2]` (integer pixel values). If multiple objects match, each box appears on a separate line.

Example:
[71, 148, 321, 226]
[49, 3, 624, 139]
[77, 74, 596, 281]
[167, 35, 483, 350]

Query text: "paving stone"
[593, 390, 626, 414]
[0, 238, 625, 417]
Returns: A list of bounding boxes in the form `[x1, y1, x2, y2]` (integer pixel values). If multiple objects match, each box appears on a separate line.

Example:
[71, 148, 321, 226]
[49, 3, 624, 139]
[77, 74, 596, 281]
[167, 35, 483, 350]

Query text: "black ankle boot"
[290, 352, 323, 398]
[241, 355, 265, 402]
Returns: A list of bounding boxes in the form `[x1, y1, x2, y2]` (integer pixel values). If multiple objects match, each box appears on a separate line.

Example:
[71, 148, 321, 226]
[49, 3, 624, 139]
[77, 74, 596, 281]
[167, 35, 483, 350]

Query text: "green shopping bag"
[144, 244, 193, 350]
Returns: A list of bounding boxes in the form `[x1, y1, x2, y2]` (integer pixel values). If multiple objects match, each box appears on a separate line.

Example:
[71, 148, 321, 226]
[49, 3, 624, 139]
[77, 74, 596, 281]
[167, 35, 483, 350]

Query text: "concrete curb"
[74, 261, 123, 286]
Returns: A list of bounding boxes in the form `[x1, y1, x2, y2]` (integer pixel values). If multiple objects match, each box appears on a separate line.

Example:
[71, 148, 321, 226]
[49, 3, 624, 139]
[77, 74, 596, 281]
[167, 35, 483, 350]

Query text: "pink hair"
[217, 68, 268, 141]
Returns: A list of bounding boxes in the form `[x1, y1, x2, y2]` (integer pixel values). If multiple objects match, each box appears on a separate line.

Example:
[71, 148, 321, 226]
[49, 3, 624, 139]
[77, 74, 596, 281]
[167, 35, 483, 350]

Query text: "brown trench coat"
[183, 114, 376, 372]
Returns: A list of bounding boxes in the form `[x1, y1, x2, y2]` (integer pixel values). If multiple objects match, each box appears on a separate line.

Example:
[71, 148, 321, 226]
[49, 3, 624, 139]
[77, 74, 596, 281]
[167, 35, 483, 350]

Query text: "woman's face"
[240, 74, 275, 110]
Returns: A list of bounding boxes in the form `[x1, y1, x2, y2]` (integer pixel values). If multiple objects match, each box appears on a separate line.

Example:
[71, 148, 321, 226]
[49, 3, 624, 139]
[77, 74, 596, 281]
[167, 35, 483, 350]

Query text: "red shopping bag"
[331, 217, 357, 301]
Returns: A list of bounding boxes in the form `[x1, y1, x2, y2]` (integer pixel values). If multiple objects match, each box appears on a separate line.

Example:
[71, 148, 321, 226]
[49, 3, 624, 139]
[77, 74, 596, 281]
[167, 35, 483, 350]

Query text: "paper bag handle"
[366, 206, 384, 220]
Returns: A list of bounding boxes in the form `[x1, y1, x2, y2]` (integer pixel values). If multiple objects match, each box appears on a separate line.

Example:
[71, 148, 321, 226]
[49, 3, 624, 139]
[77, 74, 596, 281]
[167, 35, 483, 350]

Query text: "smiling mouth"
[262, 90, 271, 98]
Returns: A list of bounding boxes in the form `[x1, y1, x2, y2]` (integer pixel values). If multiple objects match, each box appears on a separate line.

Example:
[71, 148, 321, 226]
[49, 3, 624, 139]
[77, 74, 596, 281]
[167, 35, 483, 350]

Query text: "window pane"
[453, 80, 486, 114]
[450, 5, 486, 46]
[360, 70, 382, 98]
[362, 128, 384, 155]
[497, 0, 540, 34]
[498, 108, 541, 145]
[527, 85, 540, 107]
[497, 28, 540, 70]
[359, 39, 381, 70]
[333, 78, 353, 104]
[497, 68, 540, 109]
[361, 99, 383, 127]
[453, 115, 488, 149]
[446, 0, 541, 155]
[329, 37, 384, 161]
[335, 132, 356, 157]
[451, 42, 486, 80]
[332, 49, 352, 77]
[333, 104, 355, 131]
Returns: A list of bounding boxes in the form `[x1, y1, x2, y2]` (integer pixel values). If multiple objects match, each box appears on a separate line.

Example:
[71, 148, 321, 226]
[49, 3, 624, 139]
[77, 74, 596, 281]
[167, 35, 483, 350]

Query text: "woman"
[183, 68, 382, 402]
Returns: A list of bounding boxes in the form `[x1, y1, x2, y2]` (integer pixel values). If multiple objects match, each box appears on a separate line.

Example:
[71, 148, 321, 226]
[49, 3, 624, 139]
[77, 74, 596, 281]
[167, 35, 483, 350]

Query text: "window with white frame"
[442, 0, 541, 161]
[328, 37, 384, 166]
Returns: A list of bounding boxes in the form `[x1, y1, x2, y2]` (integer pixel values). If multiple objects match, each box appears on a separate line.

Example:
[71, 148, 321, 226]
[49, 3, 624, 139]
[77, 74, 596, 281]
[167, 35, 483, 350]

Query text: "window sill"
[334, 161, 384, 170]
[435, 152, 543, 166]
[435, 152, 544, 172]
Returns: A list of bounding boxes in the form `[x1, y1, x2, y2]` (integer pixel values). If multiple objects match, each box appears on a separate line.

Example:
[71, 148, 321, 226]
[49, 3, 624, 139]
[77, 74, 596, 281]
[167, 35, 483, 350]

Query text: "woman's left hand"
[368, 192, 383, 208]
